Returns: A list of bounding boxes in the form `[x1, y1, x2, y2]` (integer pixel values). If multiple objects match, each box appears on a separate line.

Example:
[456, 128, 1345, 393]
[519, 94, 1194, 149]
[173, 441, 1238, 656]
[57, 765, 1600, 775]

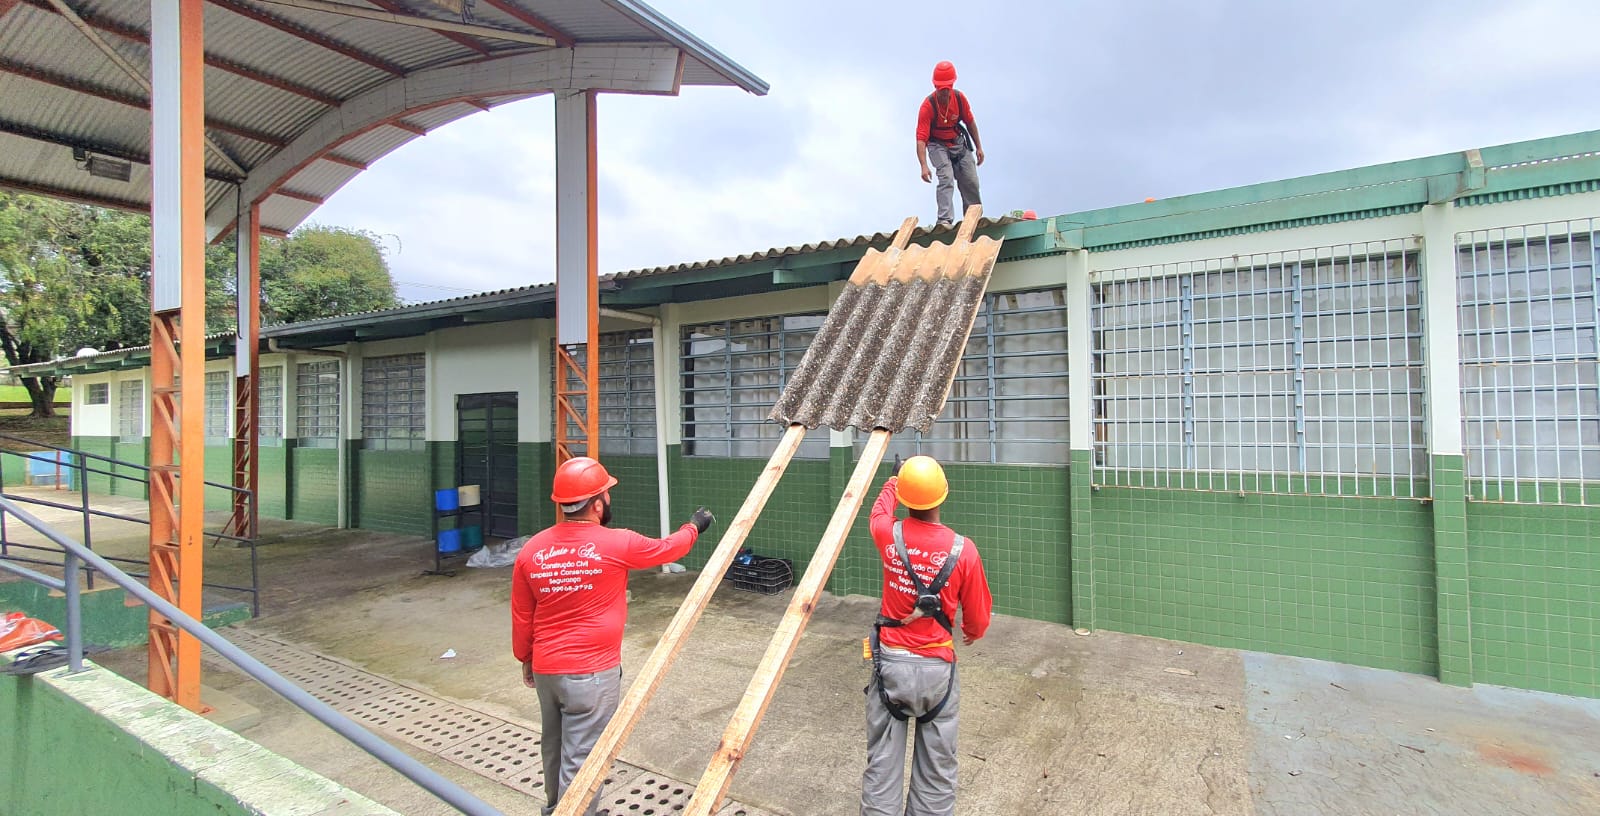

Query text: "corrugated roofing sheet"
[769, 225, 1003, 434]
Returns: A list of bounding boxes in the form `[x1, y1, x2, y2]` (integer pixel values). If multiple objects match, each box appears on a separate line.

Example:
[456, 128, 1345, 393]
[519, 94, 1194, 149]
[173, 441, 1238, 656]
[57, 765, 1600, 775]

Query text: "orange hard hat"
[896, 455, 949, 510]
[551, 456, 618, 506]
[932, 61, 957, 89]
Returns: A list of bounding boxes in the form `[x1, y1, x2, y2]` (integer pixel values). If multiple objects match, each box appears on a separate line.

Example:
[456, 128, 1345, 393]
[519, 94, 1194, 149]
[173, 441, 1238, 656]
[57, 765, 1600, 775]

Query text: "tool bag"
[868, 520, 962, 723]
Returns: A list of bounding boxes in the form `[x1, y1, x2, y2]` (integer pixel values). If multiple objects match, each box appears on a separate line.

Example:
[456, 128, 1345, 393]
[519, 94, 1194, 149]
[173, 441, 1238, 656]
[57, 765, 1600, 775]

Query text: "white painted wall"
[429, 321, 540, 443]
[70, 373, 115, 437]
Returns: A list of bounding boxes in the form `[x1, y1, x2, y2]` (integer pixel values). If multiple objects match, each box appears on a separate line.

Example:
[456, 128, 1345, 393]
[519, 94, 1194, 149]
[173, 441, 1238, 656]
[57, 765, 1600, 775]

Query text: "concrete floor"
[49, 508, 1600, 816]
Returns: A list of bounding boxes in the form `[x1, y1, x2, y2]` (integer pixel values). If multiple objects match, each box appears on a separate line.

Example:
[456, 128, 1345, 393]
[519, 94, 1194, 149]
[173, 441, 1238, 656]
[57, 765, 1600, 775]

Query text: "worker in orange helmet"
[511, 456, 714, 816]
[862, 454, 992, 816]
[916, 60, 986, 228]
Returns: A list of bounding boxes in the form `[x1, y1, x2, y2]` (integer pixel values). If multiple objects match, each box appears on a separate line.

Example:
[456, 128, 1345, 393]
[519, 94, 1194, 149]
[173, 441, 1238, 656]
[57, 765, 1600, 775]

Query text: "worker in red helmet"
[511, 456, 714, 816]
[861, 455, 992, 816]
[916, 60, 985, 227]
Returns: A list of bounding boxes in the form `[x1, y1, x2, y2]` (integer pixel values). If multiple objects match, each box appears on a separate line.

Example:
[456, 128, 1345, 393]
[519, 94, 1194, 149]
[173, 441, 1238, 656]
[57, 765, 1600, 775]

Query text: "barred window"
[118, 380, 143, 442]
[556, 331, 657, 457]
[295, 360, 340, 448]
[85, 383, 109, 405]
[1458, 221, 1598, 505]
[258, 366, 283, 446]
[362, 353, 425, 451]
[204, 370, 230, 444]
[873, 288, 1071, 464]
[681, 314, 828, 459]
[1094, 240, 1424, 497]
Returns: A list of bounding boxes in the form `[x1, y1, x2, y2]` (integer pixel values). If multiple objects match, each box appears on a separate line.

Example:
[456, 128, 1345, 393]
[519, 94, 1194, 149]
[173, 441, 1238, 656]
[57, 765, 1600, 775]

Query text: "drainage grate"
[444, 723, 546, 796]
[717, 802, 785, 816]
[348, 689, 503, 752]
[600, 773, 697, 816]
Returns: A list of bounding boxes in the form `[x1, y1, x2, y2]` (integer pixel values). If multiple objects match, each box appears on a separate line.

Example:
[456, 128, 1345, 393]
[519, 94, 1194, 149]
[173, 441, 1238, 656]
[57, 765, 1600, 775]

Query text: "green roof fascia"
[1454, 153, 1600, 207]
[260, 287, 556, 341]
[11, 336, 235, 378]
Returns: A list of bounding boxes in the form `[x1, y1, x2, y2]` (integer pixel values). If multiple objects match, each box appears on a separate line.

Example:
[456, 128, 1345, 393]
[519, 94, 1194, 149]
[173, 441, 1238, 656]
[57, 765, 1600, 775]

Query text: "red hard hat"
[932, 61, 956, 89]
[551, 457, 618, 505]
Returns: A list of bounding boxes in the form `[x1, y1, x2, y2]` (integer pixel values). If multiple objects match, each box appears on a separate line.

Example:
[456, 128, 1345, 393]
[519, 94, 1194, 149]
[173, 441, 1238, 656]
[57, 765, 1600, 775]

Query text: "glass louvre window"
[874, 288, 1071, 465]
[204, 370, 230, 444]
[295, 361, 340, 448]
[85, 383, 109, 405]
[556, 331, 657, 457]
[1458, 223, 1599, 505]
[361, 353, 425, 451]
[681, 314, 828, 459]
[258, 366, 284, 446]
[118, 380, 143, 442]
[1093, 240, 1424, 497]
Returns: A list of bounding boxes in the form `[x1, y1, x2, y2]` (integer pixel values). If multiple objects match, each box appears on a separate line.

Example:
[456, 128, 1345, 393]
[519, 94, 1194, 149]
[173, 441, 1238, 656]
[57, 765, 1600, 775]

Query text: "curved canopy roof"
[0, 0, 766, 236]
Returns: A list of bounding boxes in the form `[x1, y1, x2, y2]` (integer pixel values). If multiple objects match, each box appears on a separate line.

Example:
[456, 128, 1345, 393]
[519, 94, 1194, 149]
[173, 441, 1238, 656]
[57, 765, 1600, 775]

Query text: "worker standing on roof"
[862, 455, 992, 816]
[511, 457, 715, 816]
[916, 60, 985, 228]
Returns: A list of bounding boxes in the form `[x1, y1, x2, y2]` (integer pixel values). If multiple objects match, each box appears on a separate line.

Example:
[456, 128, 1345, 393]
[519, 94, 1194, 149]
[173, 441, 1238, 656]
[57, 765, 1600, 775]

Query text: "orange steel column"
[146, 0, 207, 710]
[553, 90, 599, 469]
[229, 201, 261, 543]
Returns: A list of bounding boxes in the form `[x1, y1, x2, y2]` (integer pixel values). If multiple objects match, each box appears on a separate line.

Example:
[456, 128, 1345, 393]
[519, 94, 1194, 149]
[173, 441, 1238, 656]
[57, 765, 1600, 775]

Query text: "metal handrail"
[0, 495, 500, 816]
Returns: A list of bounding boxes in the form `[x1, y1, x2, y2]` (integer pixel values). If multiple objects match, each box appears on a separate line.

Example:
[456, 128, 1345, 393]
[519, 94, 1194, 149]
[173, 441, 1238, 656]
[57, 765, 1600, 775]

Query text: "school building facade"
[34, 130, 1600, 699]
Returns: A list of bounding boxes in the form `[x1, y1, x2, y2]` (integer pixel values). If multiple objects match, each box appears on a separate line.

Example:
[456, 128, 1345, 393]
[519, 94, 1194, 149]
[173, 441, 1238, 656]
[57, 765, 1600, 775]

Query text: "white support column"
[339, 343, 361, 528]
[658, 303, 682, 448]
[1065, 249, 1094, 454]
[554, 89, 596, 348]
[651, 317, 672, 536]
[1421, 204, 1464, 457]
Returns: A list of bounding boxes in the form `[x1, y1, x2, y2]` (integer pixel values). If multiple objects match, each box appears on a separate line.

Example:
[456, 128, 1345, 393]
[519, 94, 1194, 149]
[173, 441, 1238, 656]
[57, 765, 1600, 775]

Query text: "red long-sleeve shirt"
[511, 521, 697, 675]
[916, 90, 975, 146]
[870, 477, 992, 662]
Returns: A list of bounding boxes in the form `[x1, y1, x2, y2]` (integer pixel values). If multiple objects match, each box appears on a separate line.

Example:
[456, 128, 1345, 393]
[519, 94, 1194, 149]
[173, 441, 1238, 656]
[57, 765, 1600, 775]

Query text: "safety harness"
[924, 91, 974, 151]
[869, 520, 963, 724]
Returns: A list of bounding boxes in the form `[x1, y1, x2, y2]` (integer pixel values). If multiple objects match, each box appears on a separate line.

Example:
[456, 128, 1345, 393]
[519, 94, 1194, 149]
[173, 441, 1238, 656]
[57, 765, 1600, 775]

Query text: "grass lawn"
[0, 385, 70, 403]
[0, 407, 70, 451]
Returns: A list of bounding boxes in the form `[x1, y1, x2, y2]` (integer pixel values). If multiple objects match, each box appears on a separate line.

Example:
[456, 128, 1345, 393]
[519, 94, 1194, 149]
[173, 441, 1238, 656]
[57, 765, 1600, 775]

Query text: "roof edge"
[601, 0, 769, 95]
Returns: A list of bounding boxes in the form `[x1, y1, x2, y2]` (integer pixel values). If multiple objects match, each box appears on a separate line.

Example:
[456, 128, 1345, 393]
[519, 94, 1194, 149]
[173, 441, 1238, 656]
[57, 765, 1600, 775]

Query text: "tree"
[0, 193, 152, 417]
[260, 225, 399, 324]
[0, 193, 400, 418]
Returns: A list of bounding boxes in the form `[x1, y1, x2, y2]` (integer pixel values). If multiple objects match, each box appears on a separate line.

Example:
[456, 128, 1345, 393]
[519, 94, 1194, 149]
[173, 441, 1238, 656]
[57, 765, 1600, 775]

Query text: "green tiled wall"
[1093, 486, 1438, 676]
[257, 444, 288, 519]
[110, 439, 147, 499]
[1431, 455, 1472, 685]
[667, 445, 1072, 625]
[288, 442, 338, 526]
[354, 447, 430, 535]
[521, 442, 550, 535]
[73, 437, 115, 495]
[602, 454, 663, 536]
[1467, 500, 1600, 698]
[1069, 450, 1096, 628]
[201, 444, 233, 512]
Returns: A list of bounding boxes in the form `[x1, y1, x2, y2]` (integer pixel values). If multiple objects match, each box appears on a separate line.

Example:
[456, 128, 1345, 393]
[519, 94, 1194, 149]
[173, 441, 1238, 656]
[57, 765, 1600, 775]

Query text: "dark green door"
[457, 393, 519, 538]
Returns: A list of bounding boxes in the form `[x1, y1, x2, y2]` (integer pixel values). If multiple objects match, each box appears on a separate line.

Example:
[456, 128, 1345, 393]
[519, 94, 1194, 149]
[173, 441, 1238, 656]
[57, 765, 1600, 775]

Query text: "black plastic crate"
[724, 557, 794, 595]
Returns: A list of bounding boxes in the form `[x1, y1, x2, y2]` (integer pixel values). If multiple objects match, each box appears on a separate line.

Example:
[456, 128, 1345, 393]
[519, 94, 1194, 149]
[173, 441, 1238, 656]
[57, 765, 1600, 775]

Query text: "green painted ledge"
[0, 581, 250, 650]
[1, 652, 399, 816]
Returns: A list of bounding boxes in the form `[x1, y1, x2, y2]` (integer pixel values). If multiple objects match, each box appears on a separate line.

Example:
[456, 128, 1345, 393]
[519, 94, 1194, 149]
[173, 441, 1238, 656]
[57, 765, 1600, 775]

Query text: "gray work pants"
[534, 666, 623, 816]
[861, 647, 961, 816]
[926, 141, 981, 226]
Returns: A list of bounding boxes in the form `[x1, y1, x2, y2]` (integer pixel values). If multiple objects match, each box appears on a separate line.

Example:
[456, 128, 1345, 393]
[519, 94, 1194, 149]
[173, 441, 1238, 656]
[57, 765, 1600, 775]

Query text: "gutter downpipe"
[599, 307, 674, 562]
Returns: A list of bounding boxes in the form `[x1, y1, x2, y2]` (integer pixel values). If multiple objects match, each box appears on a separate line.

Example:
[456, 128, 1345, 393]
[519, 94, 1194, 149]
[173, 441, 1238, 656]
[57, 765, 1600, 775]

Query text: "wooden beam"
[391, 119, 426, 136]
[272, 187, 324, 204]
[554, 424, 811, 815]
[362, 0, 490, 53]
[206, 0, 407, 76]
[0, 58, 287, 146]
[477, 0, 571, 47]
[321, 153, 368, 170]
[0, 0, 21, 20]
[683, 429, 894, 816]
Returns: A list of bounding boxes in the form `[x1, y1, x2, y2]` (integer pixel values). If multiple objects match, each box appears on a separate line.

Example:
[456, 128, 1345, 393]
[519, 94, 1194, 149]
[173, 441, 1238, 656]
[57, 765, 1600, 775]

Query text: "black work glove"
[892, 454, 903, 477]
[690, 507, 715, 534]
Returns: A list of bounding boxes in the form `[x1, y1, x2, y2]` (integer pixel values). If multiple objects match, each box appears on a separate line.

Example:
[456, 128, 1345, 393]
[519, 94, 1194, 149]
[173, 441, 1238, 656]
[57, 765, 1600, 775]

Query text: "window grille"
[204, 370, 230, 444]
[681, 314, 829, 459]
[295, 361, 340, 448]
[118, 380, 142, 442]
[258, 366, 283, 446]
[556, 330, 657, 456]
[361, 353, 426, 451]
[1093, 239, 1424, 497]
[869, 288, 1071, 465]
[85, 383, 109, 405]
[1458, 220, 1598, 505]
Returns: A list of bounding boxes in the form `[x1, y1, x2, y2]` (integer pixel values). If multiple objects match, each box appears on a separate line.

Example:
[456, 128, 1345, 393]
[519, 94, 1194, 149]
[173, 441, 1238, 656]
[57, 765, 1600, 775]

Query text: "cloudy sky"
[311, 0, 1600, 303]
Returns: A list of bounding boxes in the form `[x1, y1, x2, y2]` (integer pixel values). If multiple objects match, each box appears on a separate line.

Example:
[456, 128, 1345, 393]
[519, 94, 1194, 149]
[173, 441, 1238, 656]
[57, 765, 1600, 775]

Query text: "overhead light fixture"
[72, 147, 133, 182]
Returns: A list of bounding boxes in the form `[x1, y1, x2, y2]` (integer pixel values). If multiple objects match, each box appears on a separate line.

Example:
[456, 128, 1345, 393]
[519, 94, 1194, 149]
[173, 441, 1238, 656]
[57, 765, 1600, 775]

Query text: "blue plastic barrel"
[434, 488, 459, 512]
[437, 528, 462, 553]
